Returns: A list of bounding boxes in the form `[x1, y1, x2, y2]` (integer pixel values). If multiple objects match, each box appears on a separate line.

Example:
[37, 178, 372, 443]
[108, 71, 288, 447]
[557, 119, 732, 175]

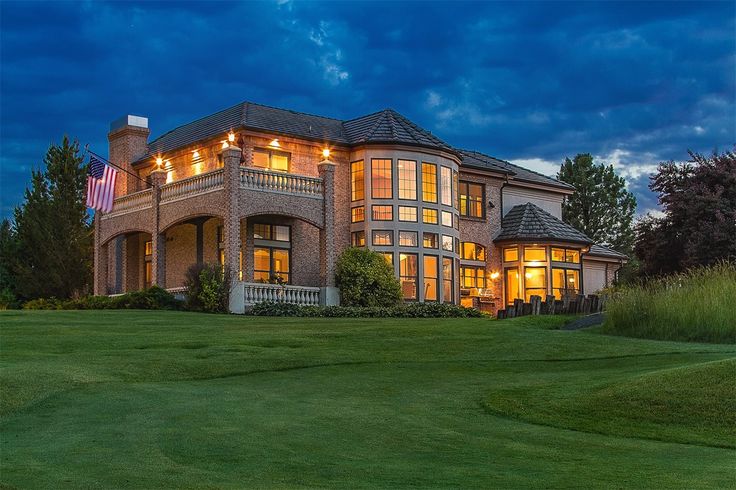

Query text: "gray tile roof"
[343, 109, 455, 151]
[458, 149, 574, 190]
[587, 243, 628, 259]
[494, 202, 593, 244]
[146, 102, 347, 157]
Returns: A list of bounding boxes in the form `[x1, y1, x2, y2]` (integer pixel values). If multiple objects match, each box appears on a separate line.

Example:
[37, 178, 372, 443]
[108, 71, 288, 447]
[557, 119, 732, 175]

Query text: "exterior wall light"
[155, 157, 163, 168]
[228, 132, 236, 143]
[490, 272, 500, 280]
[193, 150, 200, 159]
[269, 139, 280, 148]
[221, 141, 228, 149]
[322, 148, 330, 158]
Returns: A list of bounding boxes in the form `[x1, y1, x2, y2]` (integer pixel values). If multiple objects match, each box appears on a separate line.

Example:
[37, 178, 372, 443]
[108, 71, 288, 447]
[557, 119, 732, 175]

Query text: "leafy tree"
[11, 137, 92, 300]
[558, 154, 637, 256]
[635, 149, 736, 276]
[335, 247, 402, 307]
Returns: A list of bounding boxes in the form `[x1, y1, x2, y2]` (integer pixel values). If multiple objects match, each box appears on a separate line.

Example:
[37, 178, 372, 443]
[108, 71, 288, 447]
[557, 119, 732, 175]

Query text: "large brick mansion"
[95, 102, 625, 313]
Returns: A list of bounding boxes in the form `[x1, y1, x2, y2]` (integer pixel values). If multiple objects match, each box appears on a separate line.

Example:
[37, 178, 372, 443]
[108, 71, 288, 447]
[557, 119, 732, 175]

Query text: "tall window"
[398, 160, 417, 200]
[422, 163, 437, 203]
[254, 248, 290, 283]
[460, 242, 486, 261]
[505, 268, 520, 305]
[442, 258, 453, 303]
[371, 159, 393, 199]
[524, 267, 546, 301]
[453, 170, 459, 211]
[424, 255, 438, 301]
[440, 167, 452, 206]
[253, 224, 290, 283]
[399, 253, 418, 300]
[372, 205, 393, 221]
[459, 181, 484, 218]
[552, 268, 580, 299]
[422, 208, 438, 224]
[253, 148, 289, 172]
[461, 266, 486, 289]
[351, 160, 364, 201]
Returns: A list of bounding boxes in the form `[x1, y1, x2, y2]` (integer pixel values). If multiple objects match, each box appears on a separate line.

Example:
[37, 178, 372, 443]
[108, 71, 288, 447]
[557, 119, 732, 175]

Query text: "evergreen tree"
[11, 137, 91, 300]
[558, 153, 637, 256]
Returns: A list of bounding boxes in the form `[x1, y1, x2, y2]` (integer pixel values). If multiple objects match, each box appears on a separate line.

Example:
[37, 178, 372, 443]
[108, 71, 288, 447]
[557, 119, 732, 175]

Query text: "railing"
[240, 167, 323, 198]
[160, 169, 224, 203]
[243, 282, 321, 306]
[103, 189, 152, 218]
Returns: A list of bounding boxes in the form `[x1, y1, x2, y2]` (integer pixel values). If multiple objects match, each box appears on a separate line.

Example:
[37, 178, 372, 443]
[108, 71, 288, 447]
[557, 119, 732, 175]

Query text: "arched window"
[460, 242, 486, 261]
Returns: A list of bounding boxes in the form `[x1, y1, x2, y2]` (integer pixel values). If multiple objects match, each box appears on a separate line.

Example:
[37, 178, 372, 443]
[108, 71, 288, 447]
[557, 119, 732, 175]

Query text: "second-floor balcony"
[102, 167, 324, 219]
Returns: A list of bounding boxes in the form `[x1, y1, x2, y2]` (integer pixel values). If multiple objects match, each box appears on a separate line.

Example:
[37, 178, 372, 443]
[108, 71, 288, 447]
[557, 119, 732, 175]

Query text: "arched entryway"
[100, 230, 153, 294]
[160, 215, 222, 290]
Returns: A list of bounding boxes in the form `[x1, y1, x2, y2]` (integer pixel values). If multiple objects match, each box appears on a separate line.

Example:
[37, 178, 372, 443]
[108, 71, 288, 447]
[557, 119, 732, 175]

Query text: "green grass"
[1, 310, 735, 489]
[603, 262, 736, 343]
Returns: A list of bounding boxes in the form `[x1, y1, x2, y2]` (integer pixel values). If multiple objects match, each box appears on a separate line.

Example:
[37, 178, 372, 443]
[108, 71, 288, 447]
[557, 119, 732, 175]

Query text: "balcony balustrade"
[102, 188, 152, 219]
[243, 282, 321, 306]
[160, 169, 224, 203]
[240, 167, 323, 199]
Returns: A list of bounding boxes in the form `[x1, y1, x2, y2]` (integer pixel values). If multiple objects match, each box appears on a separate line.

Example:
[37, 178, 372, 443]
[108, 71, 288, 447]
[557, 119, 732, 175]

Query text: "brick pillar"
[222, 146, 242, 282]
[93, 213, 107, 295]
[150, 169, 167, 287]
[318, 159, 338, 305]
[243, 219, 254, 282]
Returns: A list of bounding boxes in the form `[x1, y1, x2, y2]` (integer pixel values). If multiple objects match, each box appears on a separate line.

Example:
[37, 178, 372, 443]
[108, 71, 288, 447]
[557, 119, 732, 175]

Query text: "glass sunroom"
[495, 203, 593, 305]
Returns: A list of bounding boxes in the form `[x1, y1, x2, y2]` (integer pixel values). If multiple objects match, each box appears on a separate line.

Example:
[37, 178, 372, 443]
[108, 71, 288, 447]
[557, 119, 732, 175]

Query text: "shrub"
[0, 288, 18, 310]
[21, 287, 180, 311]
[249, 301, 485, 318]
[602, 262, 736, 343]
[335, 247, 403, 307]
[183, 263, 230, 313]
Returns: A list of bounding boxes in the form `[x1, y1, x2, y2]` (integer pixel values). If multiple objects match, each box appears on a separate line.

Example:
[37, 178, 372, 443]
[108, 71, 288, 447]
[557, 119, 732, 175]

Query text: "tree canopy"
[635, 149, 736, 276]
[558, 153, 636, 256]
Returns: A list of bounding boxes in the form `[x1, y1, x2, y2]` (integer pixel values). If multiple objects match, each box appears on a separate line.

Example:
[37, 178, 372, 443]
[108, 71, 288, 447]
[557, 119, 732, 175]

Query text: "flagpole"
[84, 145, 150, 185]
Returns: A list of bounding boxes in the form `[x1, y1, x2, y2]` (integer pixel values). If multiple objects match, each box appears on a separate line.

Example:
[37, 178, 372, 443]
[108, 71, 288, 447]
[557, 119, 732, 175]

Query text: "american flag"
[86, 155, 118, 213]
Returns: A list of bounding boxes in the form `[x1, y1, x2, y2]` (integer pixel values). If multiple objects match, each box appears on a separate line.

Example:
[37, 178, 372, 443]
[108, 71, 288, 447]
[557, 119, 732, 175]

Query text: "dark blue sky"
[1, 1, 734, 219]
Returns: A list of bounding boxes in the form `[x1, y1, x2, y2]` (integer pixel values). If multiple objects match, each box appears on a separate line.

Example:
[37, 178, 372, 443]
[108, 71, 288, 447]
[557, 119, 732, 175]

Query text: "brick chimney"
[108, 115, 150, 197]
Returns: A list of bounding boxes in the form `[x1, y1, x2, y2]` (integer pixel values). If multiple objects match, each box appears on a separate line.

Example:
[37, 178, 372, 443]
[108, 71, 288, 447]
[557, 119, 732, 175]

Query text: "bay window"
[399, 253, 418, 300]
[371, 159, 393, 199]
[422, 163, 437, 203]
[423, 255, 438, 301]
[398, 160, 417, 200]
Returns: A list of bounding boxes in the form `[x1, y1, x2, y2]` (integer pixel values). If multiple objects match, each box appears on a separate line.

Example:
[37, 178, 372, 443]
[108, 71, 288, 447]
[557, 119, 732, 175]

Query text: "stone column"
[93, 213, 107, 295]
[150, 169, 167, 287]
[222, 145, 244, 313]
[318, 159, 339, 305]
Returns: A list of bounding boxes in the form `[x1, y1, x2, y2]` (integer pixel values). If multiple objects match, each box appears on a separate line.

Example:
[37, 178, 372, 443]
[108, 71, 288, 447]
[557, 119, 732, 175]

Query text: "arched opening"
[101, 230, 153, 294]
[160, 215, 222, 290]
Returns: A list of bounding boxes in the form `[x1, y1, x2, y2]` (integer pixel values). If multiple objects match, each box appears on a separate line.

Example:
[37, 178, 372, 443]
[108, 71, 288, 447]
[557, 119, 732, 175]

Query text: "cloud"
[510, 158, 560, 177]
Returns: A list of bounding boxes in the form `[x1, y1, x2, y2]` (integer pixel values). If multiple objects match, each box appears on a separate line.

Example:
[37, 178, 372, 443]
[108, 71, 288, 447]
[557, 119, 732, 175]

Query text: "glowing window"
[351, 231, 365, 247]
[398, 206, 417, 222]
[424, 255, 438, 301]
[503, 247, 519, 262]
[524, 246, 547, 262]
[441, 167, 452, 206]
[372, 230, 393, 246]
[461, 242, 486, 261]
[423, 232, 438, 249]
[422, 163, 437, 203]
[422, 208, 438, 224]
[371, 159, 393, 199]
[398, 160, 417, 200]
[372, 205, 393, 221]
[351, 206, 365, 223]
[399, 253, 418, 300]
[399, 231, 418, 247]
[351, 160, 364, 201]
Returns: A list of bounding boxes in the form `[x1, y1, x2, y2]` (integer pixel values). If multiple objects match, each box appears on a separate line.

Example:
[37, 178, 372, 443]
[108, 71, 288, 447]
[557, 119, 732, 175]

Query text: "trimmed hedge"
[249, 301, 485, 318]
[22, 286, 182, 311]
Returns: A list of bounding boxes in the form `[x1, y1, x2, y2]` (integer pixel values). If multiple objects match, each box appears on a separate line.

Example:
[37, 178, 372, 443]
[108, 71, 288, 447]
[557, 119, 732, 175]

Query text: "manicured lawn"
[1, 311, 734, 489]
